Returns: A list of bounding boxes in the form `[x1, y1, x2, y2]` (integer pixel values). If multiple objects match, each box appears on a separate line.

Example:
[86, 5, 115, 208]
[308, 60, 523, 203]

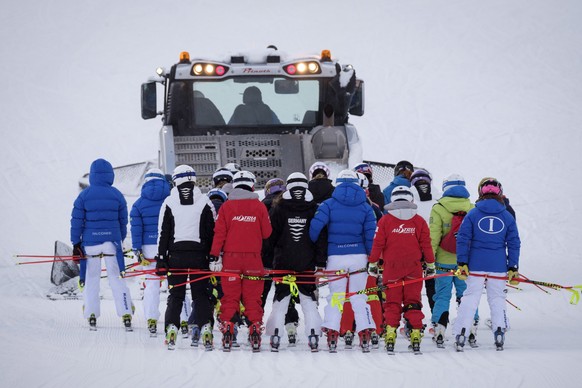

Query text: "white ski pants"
[322, 254, 375, 332]
[83, 242, 133, 319]
[453, 271, 508, 336]
[141, 245, 160, 321]
[266, 293, 322, 338]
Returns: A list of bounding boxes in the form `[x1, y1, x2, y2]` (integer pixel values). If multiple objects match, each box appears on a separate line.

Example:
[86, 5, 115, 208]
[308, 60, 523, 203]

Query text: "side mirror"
[274, 79, 299, 94]
[348, 79, 364, 117]
[141, 82, 158, 120]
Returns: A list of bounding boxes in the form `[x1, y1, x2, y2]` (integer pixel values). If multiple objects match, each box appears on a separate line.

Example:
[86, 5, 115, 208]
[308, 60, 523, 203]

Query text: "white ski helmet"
[286, 172, 309, 191]
[144, 168, 165, 183]
[309, 161, 331, 179]
[212, 168, 233, 186]
[356, 172, 369, 189]
[335, 169, 359, 185]
[391, 186, 414, 202]
[207, 188, 228, 202]
[172, 165, 196, 186]
[442, 174, 466, 192]
[232, 170, 256, 190]
[224, 162, 241, 175]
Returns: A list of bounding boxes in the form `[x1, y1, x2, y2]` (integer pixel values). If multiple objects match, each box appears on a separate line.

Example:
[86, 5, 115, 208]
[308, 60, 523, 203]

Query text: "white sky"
[1, 0, 581, 387]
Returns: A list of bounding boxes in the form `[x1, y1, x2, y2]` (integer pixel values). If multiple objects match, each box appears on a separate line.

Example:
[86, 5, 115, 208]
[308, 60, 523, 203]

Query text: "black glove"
[155, 255, 169, 276]
[73, 243, 84, 263]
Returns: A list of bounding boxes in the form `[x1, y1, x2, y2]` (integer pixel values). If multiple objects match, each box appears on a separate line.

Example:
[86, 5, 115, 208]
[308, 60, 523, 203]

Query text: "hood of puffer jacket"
[89, 159, 114, 187]
[384, 199, 418, 220]
[331, 182, 367, 206]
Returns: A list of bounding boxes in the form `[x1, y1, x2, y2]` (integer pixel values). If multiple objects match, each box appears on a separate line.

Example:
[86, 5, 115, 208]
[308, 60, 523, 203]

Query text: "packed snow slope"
[1, 0, 581, 387]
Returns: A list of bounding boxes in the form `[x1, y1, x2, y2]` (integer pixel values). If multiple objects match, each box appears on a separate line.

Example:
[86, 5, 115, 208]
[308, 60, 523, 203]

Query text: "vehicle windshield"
[192, 77, 320, 127]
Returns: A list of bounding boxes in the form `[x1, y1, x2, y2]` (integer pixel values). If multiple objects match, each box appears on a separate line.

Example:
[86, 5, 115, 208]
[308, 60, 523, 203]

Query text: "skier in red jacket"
[368, 186, 435, 353]
[209, 170, 272, 351]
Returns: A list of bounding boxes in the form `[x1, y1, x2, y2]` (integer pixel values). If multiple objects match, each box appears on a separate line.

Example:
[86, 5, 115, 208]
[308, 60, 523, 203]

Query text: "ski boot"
[190, 325, 200, 347]
[270, 328, 281, 352]
[221, 322, 234, 352]
[308, 329, 319, 352]
[231, 324, 240, 349]
[180, 321, 189, 338]
[201, 323, 213, 351]
[384, 326, 397, 354]
[494, 327, 505, 351]
[454, 328, 466, 352]
[469, 320, 479, 348]
[433, 323, 446, 349]
[358, 329, 371, 353]
[249, 322, 262, 353]
[325, 329, 339, 353]
[88, 314, 97, 331]
[286, 322, 297, 347]
[409, 329, 423, 355]
[344, 330, 354, 349]
[165, 324, 178, 350]
[147, 319, 157, 337]
[122, 314, 133, 332]
[371, 330, 380, 349]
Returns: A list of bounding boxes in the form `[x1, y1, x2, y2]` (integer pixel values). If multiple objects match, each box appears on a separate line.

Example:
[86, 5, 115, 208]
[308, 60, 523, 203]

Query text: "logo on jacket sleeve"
[391, 224, 415, 234]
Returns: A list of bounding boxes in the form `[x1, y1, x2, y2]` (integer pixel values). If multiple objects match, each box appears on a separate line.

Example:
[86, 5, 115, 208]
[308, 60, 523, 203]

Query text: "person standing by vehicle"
[209, 170, 272, 352]
[264, 172, 325, 352]
[130, 168, 171, 336]
[310, 170, 377, 353]
[155, 165, 216, 350]
[70, 158, 134, 331]
[382, 160, 414, 206]
[453, 177, 520, 351]
[429, 174, 476, 347]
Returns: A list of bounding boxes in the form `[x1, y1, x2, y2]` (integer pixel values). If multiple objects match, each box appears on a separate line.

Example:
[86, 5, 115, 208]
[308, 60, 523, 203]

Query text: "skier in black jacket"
[156, 165, 216, 349]
[264, 172, 327, 351]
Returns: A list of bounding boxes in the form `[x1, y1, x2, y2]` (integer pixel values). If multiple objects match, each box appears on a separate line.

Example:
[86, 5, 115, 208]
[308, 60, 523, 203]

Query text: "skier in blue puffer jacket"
[452, 177, 521, 351]
[130, 168, 171, 335]
[309, 169, 377, 352]
[70, 158, 134, 330]
[382, 160, 414, 207]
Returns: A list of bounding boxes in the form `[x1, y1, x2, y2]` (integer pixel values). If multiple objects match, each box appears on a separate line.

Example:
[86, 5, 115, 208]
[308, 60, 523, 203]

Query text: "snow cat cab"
[140, 47, 365, 191]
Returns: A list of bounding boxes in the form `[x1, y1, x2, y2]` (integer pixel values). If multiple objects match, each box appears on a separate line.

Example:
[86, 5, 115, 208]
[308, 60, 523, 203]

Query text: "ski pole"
[469, 273, 582, 305]
[331, 271, 455, 307]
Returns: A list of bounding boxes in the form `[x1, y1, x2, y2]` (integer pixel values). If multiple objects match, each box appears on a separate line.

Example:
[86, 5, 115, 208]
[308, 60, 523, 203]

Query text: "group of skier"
[70, 157, 520, 353]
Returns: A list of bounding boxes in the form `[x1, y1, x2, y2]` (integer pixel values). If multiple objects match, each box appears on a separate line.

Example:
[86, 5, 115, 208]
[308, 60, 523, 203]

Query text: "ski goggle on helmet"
[478, 178, 503, 196]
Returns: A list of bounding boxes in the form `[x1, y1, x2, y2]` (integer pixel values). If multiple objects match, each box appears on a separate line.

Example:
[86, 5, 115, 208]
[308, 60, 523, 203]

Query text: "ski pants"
[164, 254, 212, 331]
[140, 245, 161, 321]
[340, 275, 384, 334]
[431, 264, 478, 325]
[266, 291, 322, 338]
[219, 252, 264, 324]
[83, 242, 133, 319]
[322, 254, 375, 333]
[453, 272, 508, 337]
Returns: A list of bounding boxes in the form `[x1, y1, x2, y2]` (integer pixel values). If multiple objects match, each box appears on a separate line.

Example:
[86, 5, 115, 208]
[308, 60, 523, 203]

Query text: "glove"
[455, 263, 469, 281]
[508, 267, 519, 286]
[367, 262, 380, 277]
[133, 249, 149, 266]
[155, 256, 169, 276]
[209, 255, 223, 272]
[73, 243, 84, 263]
[425, 262, 436, 276]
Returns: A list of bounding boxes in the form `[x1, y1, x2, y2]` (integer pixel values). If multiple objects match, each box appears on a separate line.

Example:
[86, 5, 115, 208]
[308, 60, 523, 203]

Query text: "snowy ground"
[1, 0, 582, 387]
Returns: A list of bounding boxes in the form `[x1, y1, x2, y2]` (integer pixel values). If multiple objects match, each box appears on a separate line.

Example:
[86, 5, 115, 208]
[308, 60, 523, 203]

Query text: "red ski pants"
[219, 252, 264, 324]
[383, 265, 424, 329]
